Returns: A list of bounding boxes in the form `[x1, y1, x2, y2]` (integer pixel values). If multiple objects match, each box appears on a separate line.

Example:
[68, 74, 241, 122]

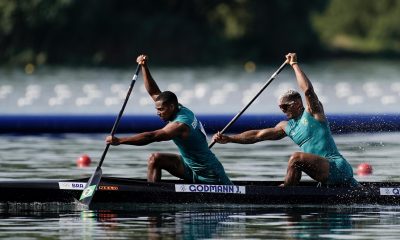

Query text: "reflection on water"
[2, 203, 400, 239]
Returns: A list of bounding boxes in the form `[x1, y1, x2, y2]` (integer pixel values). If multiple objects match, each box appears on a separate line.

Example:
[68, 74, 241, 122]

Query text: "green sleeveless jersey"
[284, 110, 341, 158]
[172, 105, 231, 184]
[284, 110, 357, 186]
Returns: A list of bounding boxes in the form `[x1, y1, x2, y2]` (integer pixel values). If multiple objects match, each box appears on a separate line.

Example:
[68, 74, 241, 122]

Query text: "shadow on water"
[2, 203, 400, 239]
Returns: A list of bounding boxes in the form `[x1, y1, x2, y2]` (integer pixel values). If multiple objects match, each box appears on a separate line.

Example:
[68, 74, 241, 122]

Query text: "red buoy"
[357, 163, 373, 176]
[77, 154, 92, 167]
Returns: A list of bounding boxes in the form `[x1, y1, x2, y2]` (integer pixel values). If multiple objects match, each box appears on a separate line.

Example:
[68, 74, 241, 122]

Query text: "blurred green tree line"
[0, 0, 399, 67]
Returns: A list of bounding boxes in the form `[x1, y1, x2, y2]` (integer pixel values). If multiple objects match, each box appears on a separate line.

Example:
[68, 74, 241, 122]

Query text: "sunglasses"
[279, 101, 295, 111]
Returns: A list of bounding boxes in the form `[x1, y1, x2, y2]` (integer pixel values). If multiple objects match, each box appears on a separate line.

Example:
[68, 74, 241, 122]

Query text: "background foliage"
[0, 0, 399, 67]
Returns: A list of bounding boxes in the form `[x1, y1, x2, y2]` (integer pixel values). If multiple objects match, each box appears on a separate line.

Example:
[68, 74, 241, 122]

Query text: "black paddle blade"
[79, 166, 102, 205]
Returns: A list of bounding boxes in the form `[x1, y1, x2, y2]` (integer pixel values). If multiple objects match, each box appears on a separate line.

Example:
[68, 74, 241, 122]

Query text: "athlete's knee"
[288, 152, 304, 167]
[148, 153, 162, 167]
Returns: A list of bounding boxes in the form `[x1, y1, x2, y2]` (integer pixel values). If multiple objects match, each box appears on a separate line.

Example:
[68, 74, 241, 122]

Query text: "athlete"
[213, 53, 358, 187]
[106, 55, 232, 185]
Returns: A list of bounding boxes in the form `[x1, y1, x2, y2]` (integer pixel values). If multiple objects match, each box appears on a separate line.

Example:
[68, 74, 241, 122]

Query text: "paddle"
[79, 64, 141, 206]
[209, 60, 288, 148]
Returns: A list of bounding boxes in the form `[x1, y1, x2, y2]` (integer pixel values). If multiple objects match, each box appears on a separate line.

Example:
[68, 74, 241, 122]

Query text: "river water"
[1, 133, 400, 239]
[1, 60, 400, 239]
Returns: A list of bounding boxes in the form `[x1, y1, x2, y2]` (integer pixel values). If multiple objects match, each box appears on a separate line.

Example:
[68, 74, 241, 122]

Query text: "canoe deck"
[1, 176, 400, 206]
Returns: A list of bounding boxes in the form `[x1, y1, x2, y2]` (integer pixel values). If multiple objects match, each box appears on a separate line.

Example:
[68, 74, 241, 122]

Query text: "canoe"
[1, 176, 399, 205]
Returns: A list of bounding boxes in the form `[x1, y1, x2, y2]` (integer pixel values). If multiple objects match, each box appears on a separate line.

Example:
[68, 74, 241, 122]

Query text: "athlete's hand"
[285, 53, 297, 66]
[136, 54, 148, 65]
[212, 132, 231, 144]
[106, 135, 120, 146]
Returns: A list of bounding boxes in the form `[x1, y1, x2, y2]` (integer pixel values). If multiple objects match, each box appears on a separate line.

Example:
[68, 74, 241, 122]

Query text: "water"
[1, 133, 399, 182]
[1, 60, 400, 239]
[1, 132, 400, 239]
[2, 204, 400, 240]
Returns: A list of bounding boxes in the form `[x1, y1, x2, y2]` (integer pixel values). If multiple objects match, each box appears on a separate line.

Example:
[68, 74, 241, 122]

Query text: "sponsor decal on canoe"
[175, 184, 245, 194]
[58, 182, 86, 190]
[98, 185, 119, 191]
[380, 187, 400, 196]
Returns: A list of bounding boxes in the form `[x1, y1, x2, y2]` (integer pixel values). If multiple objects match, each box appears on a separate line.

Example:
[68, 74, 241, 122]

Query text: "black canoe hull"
[1, 177, 400, 205]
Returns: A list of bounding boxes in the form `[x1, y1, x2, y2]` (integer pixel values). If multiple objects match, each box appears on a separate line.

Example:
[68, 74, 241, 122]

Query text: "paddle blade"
[79, 167, 102, 205]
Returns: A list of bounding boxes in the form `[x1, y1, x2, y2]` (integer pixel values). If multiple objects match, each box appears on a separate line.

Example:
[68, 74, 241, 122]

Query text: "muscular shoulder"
[273, 121, 288, 139]
[305, 107, 326, 122]
[164, 121, 190, 139]
[276, 121, 288, 131]
[256, 121, 287, 141]
[165, 121, 189, 131]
